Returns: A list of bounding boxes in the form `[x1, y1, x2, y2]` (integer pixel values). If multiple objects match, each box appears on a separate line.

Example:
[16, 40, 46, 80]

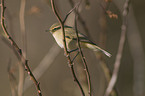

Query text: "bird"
[48, 23, 111, 57]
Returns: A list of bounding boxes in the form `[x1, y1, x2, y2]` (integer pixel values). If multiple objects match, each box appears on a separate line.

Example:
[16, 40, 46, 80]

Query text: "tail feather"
[99, 49, 112, 57]
[85, 43, 112, 57]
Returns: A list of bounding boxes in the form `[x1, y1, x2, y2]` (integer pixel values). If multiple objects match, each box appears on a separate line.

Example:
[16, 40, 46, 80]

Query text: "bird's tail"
[85, 43, 112, 57]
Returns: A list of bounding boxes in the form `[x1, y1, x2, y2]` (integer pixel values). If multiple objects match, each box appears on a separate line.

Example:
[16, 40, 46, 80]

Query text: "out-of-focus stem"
[20, 0, 27, 58]
[0, 0, 42, 95]
[98, 5, 117, 96]
[18, 0, 26, 96]
[24, 44, 60, 92]
[104, 0, 130, 96]
[114, 0, 145, 96]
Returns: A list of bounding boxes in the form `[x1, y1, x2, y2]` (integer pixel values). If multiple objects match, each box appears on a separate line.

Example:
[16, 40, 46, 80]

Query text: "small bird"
[49, 23, 111, 57]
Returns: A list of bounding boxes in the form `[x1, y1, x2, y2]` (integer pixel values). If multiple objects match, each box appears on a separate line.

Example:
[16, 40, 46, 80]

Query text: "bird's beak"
[45, 29, 51, 33]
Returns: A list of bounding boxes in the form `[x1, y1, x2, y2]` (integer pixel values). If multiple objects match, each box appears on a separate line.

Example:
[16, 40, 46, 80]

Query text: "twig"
[20, 0, 27, 58]
[63, 2, 80, 23]
[24, 44, 60, 92]
[50, 0, 85, 96]
[98, 1, 118, 96]
[0, 0, 42, 96]
[18, 62, 24, 96]
[104, 0, 130, 96]
[113, 0, 145, 96]
[74, 3, 92, 96]
[68, 0, 90, 38]
[18, 0, 26, 95]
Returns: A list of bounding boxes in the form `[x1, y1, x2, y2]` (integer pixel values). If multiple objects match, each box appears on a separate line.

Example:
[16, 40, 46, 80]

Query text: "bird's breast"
[53, 30, 64, 48]
[52, 29, 75, 50]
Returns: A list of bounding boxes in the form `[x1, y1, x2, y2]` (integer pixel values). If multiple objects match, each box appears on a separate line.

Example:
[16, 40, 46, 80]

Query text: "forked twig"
[68, 0, 90, 38]
[0, 0, 42, 96]
[104, 0, 130, 96]
[74, 2, 92, 95]
[50, 0, 85, 95]
[63, 2, 80, 23]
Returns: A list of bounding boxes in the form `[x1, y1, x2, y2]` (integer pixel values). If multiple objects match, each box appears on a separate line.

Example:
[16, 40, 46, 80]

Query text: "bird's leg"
[71, 51, 80, 63]
[68, 48, 79, 53]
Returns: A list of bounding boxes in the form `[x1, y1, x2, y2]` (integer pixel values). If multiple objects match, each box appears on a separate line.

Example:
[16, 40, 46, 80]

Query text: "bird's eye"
[65, 36, 71, 39]
[51, 27, 61, 32]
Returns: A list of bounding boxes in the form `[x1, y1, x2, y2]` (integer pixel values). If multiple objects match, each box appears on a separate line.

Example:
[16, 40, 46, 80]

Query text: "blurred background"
[0, 0, 145, 96]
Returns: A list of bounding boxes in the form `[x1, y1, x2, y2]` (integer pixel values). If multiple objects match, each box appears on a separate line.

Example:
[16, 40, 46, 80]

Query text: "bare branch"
[104, 0, 130, 96]
[24, 44, 60, 92]
[20, 0, 27, 58]
[68, 0, 90, 38]
[74, 2, 92, 95]
[0, 0, 42, 96]
[50, 0, 85, 95]
[18, 0, 26, 95]
[63, 2, 80, 23]
[113, 0, 145, 95]
[98, 1, 118, 96]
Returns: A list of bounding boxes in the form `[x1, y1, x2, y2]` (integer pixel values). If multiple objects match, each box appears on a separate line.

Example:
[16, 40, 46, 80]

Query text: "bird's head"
[47, 23, 73, 34]
[49, 23, 61, 34]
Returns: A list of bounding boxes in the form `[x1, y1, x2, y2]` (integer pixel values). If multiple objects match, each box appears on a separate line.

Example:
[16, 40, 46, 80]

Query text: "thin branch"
[24, 44, 60, 92]
[68, 0, 90, 38]
[0, 0, 42, 96]
[20, 0, 27, 58]
[98, 1, 118, 96]
[18, 62, 24, 96]
[63, 2, 80, 23]
[74, 3, 92, 96]
[104, 0, 130, 96]
[50, 0, 85, 96]
[113, 0, 145, 96]
[18, 0, 26, 95]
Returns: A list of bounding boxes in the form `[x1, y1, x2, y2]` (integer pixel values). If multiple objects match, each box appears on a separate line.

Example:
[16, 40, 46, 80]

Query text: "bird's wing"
[65, 28, 96, 45]
[75, 32, 97, 45]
